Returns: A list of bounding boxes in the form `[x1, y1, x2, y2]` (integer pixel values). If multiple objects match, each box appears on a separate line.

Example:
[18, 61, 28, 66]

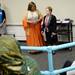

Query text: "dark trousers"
[46, 32, 58, 45]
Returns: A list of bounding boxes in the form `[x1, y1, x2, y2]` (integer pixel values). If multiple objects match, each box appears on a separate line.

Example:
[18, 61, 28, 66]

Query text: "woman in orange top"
[23, 2, 44, 53]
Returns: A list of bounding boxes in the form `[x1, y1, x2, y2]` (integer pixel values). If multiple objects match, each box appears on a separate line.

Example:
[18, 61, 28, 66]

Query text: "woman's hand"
[52, 32, 56, 35]
[27, 21, 34, 24]
[34, 18, 42, 24]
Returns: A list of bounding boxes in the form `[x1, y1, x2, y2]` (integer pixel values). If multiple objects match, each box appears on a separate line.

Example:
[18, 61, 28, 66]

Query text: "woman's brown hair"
[27, 2, 36, 11]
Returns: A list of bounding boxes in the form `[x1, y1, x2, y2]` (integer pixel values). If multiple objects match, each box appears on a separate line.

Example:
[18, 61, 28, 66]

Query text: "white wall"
[1, 0, 75, 40]
[7, 25, 26, 40]
[1, 0, 75, 24]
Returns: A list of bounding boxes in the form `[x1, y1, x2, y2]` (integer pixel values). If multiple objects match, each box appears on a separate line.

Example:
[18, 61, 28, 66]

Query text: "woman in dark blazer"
[41, 6, 58, 45]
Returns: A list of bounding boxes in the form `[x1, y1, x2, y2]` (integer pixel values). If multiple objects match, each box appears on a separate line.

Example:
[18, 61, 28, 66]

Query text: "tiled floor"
[20, 41, 75, 71]
[22, 48, 75, 71]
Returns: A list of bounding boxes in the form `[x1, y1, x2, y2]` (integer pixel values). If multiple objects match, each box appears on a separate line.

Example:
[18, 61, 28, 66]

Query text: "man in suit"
[41, 6, 58, 46]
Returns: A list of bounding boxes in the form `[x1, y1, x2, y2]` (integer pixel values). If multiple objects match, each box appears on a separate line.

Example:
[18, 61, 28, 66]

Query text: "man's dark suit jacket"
[41, 14, 58, 45]
[42, 14, 57, 33]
